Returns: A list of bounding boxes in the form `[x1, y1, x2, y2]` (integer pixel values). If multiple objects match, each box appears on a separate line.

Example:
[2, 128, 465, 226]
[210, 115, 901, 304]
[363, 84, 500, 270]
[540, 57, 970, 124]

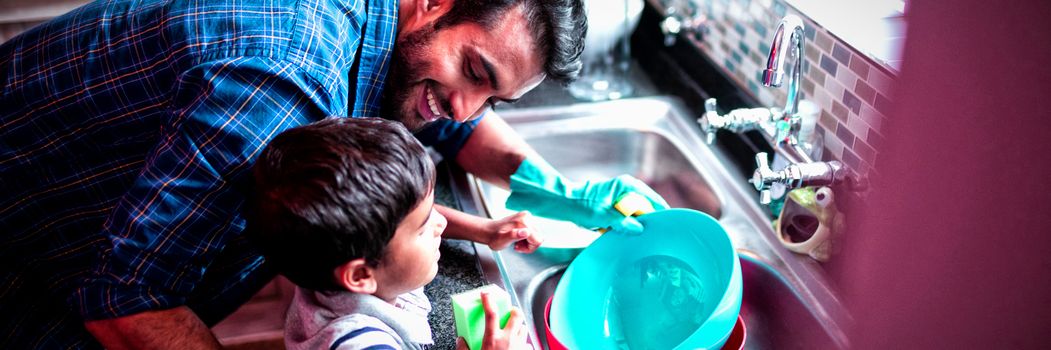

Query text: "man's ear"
[335, 259, 378, 294]
[417, 0, 451, 22]
[424, 0, 444, 11]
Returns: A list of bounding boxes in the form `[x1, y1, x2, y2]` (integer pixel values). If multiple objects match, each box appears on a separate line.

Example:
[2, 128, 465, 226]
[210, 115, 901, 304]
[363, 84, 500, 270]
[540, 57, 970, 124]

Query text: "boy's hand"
[480, 292, 528, 350]
[485, 211, 542, 253]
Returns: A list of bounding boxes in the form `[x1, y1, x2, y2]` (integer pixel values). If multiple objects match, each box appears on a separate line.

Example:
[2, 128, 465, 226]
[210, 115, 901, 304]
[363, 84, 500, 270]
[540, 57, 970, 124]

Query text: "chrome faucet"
[751, 152, 852, 204]
[697, 15, 807, 147]
[762, 14, 806, 119]
[659, 0, 709, 46]
[698, 98, 780, 144]
[696, 14, 864, 202]
[748, 15, 867, 203]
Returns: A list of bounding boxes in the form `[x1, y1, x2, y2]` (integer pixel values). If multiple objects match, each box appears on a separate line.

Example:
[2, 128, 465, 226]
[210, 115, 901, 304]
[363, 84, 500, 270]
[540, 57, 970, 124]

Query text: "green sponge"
[451, 284, 512, 350]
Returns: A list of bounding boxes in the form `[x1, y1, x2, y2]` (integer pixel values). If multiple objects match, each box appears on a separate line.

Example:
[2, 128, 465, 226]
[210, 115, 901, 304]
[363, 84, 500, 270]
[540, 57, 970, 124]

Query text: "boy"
[249, 117, 529, 349]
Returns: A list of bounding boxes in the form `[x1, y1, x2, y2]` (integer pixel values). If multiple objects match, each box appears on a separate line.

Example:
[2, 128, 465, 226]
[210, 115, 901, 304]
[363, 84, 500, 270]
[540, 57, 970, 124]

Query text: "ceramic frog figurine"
[774, 186, 844, 261]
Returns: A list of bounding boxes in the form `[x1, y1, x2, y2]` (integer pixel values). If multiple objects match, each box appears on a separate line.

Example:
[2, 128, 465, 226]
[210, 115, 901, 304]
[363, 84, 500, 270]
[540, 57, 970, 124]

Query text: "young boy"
[249, 117, 530, 350]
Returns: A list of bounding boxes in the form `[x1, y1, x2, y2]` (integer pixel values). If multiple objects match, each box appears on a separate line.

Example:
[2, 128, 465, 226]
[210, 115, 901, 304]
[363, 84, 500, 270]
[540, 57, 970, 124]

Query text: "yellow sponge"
[451, 284, 512, 350]
[598, 192, 657, 233]
[614, 192, 656, 216]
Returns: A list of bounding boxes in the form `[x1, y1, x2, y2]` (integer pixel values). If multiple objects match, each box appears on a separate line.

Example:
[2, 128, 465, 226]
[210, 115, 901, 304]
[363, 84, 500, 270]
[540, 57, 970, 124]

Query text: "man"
[0, 0, 666, 348]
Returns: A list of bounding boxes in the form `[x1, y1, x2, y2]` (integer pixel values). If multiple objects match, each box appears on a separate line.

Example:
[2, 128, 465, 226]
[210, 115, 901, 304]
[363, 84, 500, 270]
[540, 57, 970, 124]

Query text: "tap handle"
[699, 98, 720, 144]
[660, 2, 708, 47]
[705, 98, 718, 115]
[752, 152, 771, 191]
[752, 153, 775, 204]
[755, 152, 770, 173]
[660, 13, 683, 46]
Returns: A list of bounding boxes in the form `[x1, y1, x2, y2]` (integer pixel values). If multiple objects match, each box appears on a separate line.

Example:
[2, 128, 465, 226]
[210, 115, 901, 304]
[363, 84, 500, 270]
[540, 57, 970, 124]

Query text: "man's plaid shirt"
[0, 0, 478, 347]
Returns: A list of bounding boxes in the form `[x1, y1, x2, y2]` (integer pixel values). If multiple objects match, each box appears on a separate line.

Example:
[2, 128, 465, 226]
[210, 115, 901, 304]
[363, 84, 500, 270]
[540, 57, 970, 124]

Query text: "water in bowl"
[605, 255, 716, 349]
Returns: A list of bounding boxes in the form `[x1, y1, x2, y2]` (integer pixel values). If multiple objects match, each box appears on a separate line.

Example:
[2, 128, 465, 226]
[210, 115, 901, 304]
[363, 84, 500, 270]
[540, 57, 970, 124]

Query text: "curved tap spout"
[761, 15, 805, 117]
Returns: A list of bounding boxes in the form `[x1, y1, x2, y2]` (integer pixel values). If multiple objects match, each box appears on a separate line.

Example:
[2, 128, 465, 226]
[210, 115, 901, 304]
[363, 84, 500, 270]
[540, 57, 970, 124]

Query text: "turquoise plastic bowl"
[549, 209, 742, 350]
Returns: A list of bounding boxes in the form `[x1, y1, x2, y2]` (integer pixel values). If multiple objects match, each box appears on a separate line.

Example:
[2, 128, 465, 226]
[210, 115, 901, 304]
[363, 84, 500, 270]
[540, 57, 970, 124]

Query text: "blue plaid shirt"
[0, 0, 479, 347]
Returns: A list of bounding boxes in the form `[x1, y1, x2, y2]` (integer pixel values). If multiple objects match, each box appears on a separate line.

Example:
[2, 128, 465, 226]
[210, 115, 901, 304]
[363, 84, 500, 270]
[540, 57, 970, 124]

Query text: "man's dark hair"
[249, 117, 435, 291]
[435, 0, 587, 85]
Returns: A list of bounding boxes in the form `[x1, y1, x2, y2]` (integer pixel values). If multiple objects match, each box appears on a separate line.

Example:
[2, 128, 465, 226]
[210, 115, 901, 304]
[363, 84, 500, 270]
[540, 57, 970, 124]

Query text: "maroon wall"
[842, 1, 1051, 348]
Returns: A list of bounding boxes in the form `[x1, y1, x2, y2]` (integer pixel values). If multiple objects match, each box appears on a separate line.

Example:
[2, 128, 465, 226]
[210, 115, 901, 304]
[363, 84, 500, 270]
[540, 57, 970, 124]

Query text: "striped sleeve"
[330, 325, 403, 350]
[74, 56, 329, 320]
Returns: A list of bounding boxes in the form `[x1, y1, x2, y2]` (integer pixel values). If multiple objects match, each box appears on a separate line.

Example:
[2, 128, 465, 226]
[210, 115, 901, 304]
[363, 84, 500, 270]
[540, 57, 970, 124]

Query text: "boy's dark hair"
[249, 117, 435, 291]
[435, 0, 587, 85]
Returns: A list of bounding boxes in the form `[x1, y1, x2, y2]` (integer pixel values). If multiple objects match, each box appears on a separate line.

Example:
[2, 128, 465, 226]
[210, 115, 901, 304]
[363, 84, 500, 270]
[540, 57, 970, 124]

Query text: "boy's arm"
[436, 205, 542, 253]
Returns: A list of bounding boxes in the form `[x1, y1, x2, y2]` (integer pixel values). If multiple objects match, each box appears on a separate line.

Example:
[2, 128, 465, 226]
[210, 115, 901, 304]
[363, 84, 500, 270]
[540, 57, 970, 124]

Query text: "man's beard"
[380, 24, 437, 132]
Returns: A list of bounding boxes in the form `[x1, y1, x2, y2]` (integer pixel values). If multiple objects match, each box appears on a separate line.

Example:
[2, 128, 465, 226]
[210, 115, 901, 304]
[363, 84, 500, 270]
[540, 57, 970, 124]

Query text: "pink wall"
[842, 1, 1051, 348]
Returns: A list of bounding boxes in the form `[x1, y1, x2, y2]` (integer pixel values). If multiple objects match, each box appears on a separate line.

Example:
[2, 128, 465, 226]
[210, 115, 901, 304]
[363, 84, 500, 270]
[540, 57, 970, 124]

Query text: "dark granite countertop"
[423, 237, 487, 349]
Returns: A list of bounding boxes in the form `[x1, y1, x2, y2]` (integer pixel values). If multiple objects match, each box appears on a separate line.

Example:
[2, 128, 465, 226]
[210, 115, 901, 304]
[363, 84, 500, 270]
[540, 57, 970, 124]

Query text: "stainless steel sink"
[446, 97, 850, 349]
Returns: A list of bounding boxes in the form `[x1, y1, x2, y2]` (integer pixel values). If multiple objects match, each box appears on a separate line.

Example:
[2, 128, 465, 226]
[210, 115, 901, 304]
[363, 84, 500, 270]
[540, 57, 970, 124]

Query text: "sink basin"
[453, 97, 850, 349]
[526, 254, 837, 350]
[507, 128, 723, 219]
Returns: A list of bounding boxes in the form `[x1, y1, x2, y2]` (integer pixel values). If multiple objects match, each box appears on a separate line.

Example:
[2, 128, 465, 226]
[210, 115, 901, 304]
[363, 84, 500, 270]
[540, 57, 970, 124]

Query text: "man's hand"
[506, 158, 670, 234]
[484, 211, 542, 253]
[452, 112, 670, 233]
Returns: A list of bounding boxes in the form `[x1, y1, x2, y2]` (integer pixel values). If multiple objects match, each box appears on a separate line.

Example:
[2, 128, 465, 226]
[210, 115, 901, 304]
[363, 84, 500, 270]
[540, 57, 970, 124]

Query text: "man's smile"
[418, 83, 448, 123]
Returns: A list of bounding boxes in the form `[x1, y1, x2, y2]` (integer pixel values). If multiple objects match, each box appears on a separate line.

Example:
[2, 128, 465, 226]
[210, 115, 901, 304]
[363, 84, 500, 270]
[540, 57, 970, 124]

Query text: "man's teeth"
[426, 89, 442, 117]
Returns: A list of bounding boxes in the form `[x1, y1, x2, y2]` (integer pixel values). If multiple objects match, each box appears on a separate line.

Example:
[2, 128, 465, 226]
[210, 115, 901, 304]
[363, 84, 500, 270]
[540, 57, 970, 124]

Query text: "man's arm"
[85, 307, 221, 350]
[454, 112, 536, 189]
[75, 57, 328, 347]
[453, 111, 669, 233]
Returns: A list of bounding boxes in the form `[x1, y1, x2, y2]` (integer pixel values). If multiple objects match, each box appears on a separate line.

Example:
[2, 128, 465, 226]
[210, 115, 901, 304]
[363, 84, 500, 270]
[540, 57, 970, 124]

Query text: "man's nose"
[449, 88, 489, 123]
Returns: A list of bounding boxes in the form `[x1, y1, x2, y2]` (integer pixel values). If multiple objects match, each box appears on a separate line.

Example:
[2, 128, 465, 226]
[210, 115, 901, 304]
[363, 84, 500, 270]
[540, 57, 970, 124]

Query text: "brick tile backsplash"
[819, 54, 838, 77]
[842, 90, 862, 115]
[854, 81, 877, 104]
[668, 0, 896, 177]
[831, 43, 852, 65]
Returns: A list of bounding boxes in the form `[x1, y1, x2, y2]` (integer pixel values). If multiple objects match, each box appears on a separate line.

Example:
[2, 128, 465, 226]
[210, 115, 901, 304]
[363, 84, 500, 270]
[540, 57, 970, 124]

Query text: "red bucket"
[543, 296, 569, 350]
[722, 314, 747, 350]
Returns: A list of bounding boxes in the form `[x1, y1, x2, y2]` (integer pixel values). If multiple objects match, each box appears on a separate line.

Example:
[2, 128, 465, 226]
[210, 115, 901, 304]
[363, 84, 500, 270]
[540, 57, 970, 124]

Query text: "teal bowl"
[549, 209, 742, 350]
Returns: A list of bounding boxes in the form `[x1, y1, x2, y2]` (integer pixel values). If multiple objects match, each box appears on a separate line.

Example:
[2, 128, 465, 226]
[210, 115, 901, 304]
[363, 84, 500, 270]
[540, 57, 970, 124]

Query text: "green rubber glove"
[505, 157, 670, 233]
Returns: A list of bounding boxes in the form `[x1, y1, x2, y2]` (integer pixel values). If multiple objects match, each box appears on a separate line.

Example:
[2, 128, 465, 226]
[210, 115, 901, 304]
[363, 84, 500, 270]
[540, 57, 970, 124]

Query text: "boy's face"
[373, 190, 447, 301]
